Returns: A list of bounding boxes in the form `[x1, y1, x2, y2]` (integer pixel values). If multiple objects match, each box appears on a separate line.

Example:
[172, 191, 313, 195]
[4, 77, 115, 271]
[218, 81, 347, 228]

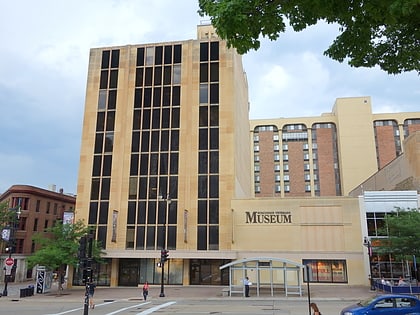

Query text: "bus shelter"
[220, 257, 304, 297]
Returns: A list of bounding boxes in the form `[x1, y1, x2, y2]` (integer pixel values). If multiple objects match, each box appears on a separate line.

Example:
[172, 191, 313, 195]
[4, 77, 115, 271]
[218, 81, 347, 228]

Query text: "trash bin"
[20, 288, 27, 298]
[27, 285, 34, 296]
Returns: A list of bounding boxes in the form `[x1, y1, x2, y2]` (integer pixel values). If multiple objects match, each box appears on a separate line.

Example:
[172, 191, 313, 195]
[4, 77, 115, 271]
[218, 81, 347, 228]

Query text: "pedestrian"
[87, 280, 96, 309]
[243, 277, 251, 297]
[310, 302, 322, 315]
[142, 281, 149, 300]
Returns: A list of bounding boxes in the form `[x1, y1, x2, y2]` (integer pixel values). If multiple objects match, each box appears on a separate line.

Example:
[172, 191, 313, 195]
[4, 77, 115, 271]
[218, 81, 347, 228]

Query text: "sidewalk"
[0, 281, 376, 302]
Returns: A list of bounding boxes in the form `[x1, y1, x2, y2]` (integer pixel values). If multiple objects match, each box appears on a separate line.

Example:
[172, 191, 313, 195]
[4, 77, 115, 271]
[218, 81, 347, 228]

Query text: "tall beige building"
[75, 24, 251, 286]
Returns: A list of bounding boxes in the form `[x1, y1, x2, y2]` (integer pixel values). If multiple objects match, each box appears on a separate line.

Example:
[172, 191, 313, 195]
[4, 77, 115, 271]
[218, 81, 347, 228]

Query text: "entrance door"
[119, 259, 139, 286]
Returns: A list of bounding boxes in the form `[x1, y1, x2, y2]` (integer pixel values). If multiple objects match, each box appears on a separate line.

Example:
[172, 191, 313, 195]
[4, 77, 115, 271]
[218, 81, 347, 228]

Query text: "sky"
[0, 0, 418, 195]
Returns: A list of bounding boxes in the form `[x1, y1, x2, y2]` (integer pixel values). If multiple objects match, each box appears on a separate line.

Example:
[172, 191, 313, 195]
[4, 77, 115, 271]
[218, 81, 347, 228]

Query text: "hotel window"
[282, 144, 288, 150]
[255, 175, 260, 182]
[304, 174, 311, 181]
[284, 185, 290, 192]
[274, 144, 279, 151]
[254, 155, 260, 162]
[253, 135, 259, 142]
[275, 174, 281, 182]
[274, 154, 280, 161]
[283, 164, 289, 171]
[305, 185, 311, 192]
[304, 163, 310, 170]
[275, 185, 281, 192]
[254, 145, 259, 152]
[254, 165, 260, 171]
[283, 154, 288, 161]
[255, 185, 261, 193]
[283, 175, 290, 181]
[274, 164, 281, 171]
[303, 259, 348, 283]
[273, 134, 279, 141]
[303, 153, 309, 160]
[303, 143, 309, 150]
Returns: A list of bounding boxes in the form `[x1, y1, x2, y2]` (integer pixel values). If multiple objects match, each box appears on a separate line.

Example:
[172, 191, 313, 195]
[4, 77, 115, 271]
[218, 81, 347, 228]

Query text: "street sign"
[5, 257, 14, 266]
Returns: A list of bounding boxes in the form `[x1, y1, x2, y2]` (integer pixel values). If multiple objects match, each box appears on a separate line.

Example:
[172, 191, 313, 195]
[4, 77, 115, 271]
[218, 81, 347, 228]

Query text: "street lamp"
[363, 236, 376, 291]
[158, 193, 171, 297]
[2, 206, 21, 297]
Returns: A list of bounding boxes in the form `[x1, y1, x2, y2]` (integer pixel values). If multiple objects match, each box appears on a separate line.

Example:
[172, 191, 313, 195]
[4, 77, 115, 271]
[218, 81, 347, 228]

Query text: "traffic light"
[160, 249, 169, 262]
[78, 235, 87, 259]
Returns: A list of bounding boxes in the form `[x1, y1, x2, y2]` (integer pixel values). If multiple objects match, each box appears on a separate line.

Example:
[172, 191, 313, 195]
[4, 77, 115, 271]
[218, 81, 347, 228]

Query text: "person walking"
[142, 281, 149, 300]
[87, 280, 96, 309]
[310, 302, 322, 315]
[243, 277, 251, 297]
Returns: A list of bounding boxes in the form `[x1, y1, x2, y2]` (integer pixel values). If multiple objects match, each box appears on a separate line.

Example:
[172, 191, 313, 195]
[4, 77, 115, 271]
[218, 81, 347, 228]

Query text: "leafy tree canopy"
[198, 0, 420, 74]
[375, 208, 420, 261]
[0, 201, 19, 228]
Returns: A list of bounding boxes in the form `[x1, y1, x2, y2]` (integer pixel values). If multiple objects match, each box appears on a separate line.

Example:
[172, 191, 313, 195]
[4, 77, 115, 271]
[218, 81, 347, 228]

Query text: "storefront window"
[303, 259, 348, 283]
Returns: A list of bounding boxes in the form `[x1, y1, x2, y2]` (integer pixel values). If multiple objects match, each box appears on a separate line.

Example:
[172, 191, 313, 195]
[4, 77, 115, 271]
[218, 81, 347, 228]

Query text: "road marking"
[136, 301, 176, 314]
[105, 302, 150, 315]
[44, 301, 117, 315]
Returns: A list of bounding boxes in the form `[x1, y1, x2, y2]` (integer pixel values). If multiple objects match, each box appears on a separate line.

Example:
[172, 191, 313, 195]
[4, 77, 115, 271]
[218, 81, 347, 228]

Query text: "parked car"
[340, 294, 420, 315]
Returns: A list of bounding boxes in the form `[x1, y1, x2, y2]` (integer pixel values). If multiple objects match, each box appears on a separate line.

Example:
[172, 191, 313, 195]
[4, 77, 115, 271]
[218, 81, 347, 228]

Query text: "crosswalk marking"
[136, 301, 176, 314]
[105, 302, 150, 315]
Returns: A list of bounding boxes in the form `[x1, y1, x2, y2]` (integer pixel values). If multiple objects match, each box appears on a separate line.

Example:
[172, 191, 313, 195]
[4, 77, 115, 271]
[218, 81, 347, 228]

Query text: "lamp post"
[2, 206, 21, 297]
[363, 236, 376, 291]
[159, 193, 171, 297]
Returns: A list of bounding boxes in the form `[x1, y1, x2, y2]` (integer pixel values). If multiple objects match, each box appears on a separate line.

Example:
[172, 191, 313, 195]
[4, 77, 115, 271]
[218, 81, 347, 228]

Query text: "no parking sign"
[4, 257, 14, 275]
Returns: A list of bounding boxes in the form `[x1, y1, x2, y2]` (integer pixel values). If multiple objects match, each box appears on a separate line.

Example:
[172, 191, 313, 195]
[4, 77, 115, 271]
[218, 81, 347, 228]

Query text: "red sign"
[5, 257, 14, 266]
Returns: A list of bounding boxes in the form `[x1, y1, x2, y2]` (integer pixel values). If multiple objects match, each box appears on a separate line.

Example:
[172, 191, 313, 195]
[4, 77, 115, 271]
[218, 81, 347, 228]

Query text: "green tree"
[375, 208, 420, 261]
[27, 220, 103, 294]
[198, 0, 420, 74]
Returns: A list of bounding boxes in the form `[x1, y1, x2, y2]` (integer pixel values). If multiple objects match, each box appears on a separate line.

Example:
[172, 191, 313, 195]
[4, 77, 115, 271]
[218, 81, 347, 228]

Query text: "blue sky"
[0, 0, 418, 195]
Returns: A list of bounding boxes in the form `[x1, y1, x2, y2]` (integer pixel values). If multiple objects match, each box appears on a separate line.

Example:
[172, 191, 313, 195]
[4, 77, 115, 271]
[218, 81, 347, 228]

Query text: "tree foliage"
[0, 201, 18, 228]
[198, 0, 420, 74]
[374, 208, 420, 261]
[27, 219, 104, 292]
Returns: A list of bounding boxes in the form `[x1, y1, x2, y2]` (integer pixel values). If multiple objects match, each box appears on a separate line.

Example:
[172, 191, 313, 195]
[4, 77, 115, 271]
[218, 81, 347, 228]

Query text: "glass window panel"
[168, 202, 177, 224]
[169, 176, 178, 198]
[153, 87, 161, 107]
[209, 175, 218, 198]
[160, 153, 169, 174]
[129, 177, 137, 199]
[210, 83, 219, 104]
[209, 200, 219, 224]
[133, 110, 141, 130]
[109, 69, 118, 88]
[152, 109, 160, 129]
[104, 132, 114, 152]
[92, 155, 102, 176]
[143, 88, 152, 107]
[127, 201, 136, 224]
[198, 200, 207, 224]
[98, 90, 107, 110]
[101, 50, 110, 69]
[136, 226, 145, 249]
[99, 201, 109, 224]
[154, 66, 162, 85]
[144, 67, 153, 86]
[101, 178, 110, 199]
[200, 42, 208, 61]
[142, 109, 151, 131]
[100, 70, 108, 89]
[164, 45, 172, 64]
[150, 153, 159, 175]
[141, 130, 150, 153]
[108, 90, 117, 109]
[173, 44, 181, 63]
[210, 62, 218, 82]
[136, 47, 145, 66]
[96, 112, 105, 131]
[106, 111, 115, 131]
[210, 106, 218, 126]
[110, 50, 119, 68]
[97, 226, 107, 249]
[91, 179, 100, 200]
[161, 130, 169, 151]
[171, 108, 180, 128]
[209, 151, 219, 173]
[125, 226, 135, 249]
[200, 63, 208, 83]
[199, 106, 208, 126]
[210, 127, 219, 149]
[157, 226, 165, 249]
[210, 41, 219, 60]
[155, 46, 163, 65]
[139, 154, 149, 175]
[157, 201, 166, 224]
[199, 128, 208, 150]
[170, 130, 179, 151]
[138, 177, 147, 198]
[163, 87, 171, 106]
[137, 201, 146, 224]
[163, 66, 171, 85]
[172, 86, 180, 106]
[197, 226, 207, 250]
[88, 202, 98, 224]
[173, 64, 181, 84]
[94, 133, 104, 153]
[135, 68, 144, 87]
[147, 202, 156, 224]
[170, 153, 179, 174]
[167, 226, 176, 249]
[145, 47, 154, 65]
[198, 176, 207, 198]
[102, 155, 112, 176]
[151, 131, 159, 152]
[134, 88, 142, 109]
[199, 152, 208, 174]
[209, 226, 219, 250]
[161, 108, 170, 129]
[199, 84, 208, 104]
[130, 154, 139, 175]
[146, 226, 155, 249]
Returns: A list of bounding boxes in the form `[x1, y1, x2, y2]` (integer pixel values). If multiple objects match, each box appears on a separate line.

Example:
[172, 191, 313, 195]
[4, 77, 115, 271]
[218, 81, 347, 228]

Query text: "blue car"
[340, 294, 420, 315]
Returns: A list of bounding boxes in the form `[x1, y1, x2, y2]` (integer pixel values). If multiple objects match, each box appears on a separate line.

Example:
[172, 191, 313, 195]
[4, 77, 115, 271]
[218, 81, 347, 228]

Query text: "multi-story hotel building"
[251, 98, 420, 198]
[74, 23, 420, 289]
